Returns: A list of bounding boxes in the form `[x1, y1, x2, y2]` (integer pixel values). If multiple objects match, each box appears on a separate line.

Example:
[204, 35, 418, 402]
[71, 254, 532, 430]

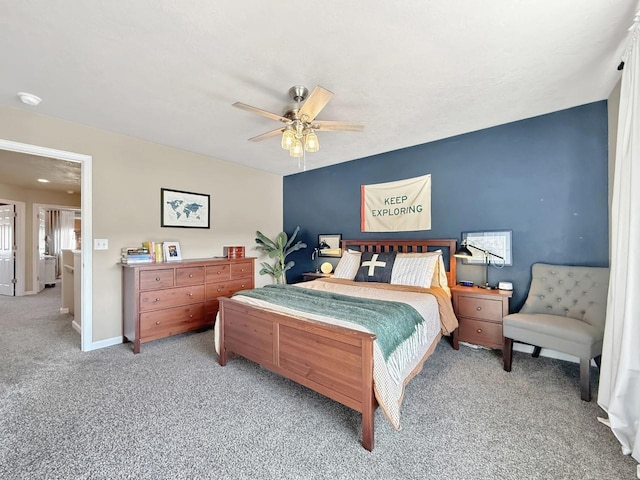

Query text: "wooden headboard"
[341, 238, 458, 287]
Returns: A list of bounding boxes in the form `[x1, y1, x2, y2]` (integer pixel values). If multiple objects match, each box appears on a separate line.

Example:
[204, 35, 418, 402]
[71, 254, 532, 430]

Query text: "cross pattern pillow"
[354, 251, 397, 283]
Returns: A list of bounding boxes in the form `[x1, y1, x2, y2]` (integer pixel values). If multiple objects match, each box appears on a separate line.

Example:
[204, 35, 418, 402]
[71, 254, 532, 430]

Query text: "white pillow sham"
[390, 252, 440, 289]
[332, 250, 362, 280]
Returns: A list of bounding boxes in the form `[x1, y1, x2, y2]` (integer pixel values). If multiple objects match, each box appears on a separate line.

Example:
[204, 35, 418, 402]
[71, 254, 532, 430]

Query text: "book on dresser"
[121, 257, 255, 353]
[121, 246, 152, 264]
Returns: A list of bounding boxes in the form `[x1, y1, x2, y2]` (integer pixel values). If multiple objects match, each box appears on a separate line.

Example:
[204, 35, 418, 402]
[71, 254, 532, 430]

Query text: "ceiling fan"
[233, 85, 363, 158]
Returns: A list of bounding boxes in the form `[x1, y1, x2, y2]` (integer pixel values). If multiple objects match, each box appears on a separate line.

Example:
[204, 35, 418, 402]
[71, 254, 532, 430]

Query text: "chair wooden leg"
[580, 357, 591, 402]
[503, 337, 513, 372]
[532, 346, 542, 358]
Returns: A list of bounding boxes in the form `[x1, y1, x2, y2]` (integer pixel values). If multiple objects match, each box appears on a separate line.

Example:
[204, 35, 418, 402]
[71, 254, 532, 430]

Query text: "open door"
[0, 203, 16, 296]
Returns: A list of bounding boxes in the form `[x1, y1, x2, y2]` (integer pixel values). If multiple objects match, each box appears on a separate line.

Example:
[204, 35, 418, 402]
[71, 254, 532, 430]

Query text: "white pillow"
[333, 250, 362, 280]
[390, 251, 440, 288]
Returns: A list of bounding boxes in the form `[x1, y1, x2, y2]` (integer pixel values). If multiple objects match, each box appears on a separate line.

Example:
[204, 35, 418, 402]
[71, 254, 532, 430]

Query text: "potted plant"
[255, 226, 307, 284]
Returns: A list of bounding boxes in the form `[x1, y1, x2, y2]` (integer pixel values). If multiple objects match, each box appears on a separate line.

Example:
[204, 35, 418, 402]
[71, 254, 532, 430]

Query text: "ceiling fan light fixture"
[290, 139, 303, 158]
[304, 131, 319, 152]
[281, 128, 295, 149]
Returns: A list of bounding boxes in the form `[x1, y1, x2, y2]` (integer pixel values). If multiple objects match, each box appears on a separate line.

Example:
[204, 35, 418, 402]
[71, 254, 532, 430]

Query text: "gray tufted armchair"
[502, 263, 609, 401]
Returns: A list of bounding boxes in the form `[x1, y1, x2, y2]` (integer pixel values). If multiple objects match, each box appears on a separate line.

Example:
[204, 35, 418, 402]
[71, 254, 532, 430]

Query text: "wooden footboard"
[218, 296, 378, 451]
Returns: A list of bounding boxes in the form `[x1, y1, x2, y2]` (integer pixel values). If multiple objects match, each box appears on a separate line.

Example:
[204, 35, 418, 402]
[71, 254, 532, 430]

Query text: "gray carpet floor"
[0, 285, 637, 480]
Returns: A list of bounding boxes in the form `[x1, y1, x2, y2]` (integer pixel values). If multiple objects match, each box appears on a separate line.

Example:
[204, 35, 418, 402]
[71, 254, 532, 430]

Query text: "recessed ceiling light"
[37, 178, 50, 183]
[17, 92, 42, 106]
[67, 190, 74, 194]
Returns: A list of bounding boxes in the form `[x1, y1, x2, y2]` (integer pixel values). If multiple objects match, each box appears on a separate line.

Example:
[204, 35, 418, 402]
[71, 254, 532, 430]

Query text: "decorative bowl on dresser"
[122, 257, 255, 353]
[451, 285, 512, 353]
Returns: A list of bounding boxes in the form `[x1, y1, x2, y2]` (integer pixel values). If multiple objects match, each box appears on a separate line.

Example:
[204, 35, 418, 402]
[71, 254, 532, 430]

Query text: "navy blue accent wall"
[283, 102, 609, 311]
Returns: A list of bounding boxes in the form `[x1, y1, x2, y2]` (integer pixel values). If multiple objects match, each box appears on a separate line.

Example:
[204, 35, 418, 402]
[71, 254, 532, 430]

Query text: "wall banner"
[361, 174, 431, 232]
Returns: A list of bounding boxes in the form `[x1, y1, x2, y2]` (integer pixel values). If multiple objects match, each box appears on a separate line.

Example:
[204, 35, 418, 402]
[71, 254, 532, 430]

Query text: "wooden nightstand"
[300, 272, 333, 282]
[451, 285, 512, 351]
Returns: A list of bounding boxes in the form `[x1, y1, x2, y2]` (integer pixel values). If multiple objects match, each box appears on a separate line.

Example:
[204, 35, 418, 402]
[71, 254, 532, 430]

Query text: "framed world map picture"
[161, 188, 210, 229]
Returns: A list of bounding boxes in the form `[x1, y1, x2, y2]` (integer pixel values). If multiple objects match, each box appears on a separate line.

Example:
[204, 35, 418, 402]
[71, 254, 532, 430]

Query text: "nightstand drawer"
[457, 296, 504, 322]
[458, 318, 503, 347]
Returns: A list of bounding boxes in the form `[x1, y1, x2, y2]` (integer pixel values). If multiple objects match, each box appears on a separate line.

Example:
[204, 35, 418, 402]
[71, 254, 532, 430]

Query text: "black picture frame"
[161, 188, 210, 229]
[318, 234, 342, 257]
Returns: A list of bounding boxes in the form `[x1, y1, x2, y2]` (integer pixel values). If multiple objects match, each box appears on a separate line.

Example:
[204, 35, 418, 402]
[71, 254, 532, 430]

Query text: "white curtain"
[598, 20, 640, 462]
[45, 210, 76, 278]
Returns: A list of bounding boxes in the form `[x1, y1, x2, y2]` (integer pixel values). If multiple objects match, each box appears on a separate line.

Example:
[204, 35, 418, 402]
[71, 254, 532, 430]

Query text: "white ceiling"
[0, 1, 637, 177]
[0, 150, 81, 193]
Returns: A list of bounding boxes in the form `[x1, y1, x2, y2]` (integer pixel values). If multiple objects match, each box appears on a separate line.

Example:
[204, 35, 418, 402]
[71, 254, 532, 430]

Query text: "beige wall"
[0, 105, 283, 344]
[0, 181, 81, 290]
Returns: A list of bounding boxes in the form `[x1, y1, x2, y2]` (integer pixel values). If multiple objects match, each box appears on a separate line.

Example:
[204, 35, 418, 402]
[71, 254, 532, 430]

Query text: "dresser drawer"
[176, 266, 205, 286]
[457, 295, 504, 322]
[140, 284, 205, 312]
[458, 317, 503, 347]
[205, 299, 220, 321]
[140, 269, 174, 290]
[230, 262, 253, 279]
[140, 303, 205, 341]
[206, 264, 231, 282]
[205, 279, 251, 300]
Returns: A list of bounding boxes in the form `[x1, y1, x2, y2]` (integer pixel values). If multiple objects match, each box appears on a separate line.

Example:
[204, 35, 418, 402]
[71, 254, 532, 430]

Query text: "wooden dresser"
[451, 285, 512, 351]
[122, 257, 254, 353]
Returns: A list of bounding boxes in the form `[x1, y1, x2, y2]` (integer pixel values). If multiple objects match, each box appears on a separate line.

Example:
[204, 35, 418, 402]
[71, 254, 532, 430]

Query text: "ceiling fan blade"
[298, 86, 334, 122]
[248, 127, 285, 142]
[311, 120, 364, 132]
[233, 102, 290, 123]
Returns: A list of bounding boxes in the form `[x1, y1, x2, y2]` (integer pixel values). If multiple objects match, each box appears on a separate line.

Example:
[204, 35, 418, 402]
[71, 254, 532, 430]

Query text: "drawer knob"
[217, 271, 221, 274]
[155, 277, 160, 281]
[476, 306, 482, 311]
[241, 284, 245, 288]
[476, 328, 483, 333]
[155, 298, 160, 302]
[189, 274, 193, 278]
[155, 321, 160, 325]
[188, 292, 193, 297]
[241, 268, 245, 272]
[217, 287, 223, 292]
[189, 314, 193, 318]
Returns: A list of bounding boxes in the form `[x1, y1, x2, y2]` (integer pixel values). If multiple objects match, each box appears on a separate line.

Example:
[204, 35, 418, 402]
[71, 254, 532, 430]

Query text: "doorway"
[0, 139, 93, 352]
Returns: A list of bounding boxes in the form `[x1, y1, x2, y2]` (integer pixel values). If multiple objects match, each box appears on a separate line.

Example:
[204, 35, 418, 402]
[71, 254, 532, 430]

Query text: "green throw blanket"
[234, 284, 424, 360]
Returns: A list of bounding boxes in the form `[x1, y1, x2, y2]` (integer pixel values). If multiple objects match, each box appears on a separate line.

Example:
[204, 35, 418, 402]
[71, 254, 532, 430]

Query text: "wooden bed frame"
[218, 238, 457, 451]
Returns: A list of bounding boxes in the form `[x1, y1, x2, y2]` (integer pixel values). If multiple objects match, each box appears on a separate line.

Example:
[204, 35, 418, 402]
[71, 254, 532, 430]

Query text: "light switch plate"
[94, 239, 108, 250]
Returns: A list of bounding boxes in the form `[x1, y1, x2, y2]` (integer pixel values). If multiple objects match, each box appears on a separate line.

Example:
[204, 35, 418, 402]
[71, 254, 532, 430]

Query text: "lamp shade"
[454, 245, 473, 258]
[281, 129, 295, 150]
[290, 139, 303, 158]
[304, 131, 319, 152]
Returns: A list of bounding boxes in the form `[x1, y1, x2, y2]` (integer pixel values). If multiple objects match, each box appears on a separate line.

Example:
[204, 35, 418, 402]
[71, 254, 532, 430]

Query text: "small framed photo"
[161, 188, 210, 229]
[163, 241, 182, 261]
[318, 234, 342, 257]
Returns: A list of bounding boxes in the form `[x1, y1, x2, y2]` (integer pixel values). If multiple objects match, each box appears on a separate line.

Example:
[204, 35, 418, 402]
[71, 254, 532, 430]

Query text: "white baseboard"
[71, 319, 81, 334]
[24, 290, 36, 296]
[460, 341, 596, 366]
[513, 342, 580, 364]
[88, 336, 123, 351]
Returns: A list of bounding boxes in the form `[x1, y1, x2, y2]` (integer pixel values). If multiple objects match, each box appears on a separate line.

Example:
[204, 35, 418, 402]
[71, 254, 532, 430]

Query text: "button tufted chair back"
[519, 263, 610, 331]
